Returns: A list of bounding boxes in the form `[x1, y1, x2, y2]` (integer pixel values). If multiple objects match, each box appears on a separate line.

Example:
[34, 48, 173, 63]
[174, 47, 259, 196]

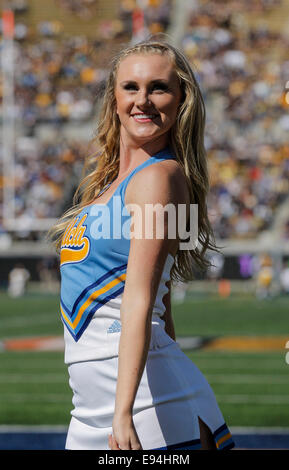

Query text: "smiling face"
[114, 53, 182, 148]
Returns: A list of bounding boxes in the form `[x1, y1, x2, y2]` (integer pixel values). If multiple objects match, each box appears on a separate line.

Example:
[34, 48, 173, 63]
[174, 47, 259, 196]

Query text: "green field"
[0, 291, 288, 427]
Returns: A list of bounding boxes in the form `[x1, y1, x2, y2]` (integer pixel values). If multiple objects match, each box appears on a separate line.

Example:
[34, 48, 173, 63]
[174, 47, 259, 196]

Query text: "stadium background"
[0, 0, 289, 450]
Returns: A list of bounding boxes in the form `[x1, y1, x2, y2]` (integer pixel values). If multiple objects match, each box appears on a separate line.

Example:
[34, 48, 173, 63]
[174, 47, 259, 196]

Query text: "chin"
[130, 131, 160, 141]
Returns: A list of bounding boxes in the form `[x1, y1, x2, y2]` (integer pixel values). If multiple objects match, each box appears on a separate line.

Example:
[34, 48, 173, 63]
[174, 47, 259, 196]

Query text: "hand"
[108, 413, 142, 450]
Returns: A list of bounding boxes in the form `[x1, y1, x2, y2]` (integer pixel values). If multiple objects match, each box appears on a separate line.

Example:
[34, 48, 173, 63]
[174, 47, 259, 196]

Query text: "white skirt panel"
[65, 325, 235, 450]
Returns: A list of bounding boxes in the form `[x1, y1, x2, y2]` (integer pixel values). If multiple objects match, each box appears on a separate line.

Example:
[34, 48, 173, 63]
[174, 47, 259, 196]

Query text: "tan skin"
[99, 53, 216, 450]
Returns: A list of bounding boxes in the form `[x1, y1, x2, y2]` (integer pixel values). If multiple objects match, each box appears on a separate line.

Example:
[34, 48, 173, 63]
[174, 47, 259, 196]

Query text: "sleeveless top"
[60, 147, 176, 364]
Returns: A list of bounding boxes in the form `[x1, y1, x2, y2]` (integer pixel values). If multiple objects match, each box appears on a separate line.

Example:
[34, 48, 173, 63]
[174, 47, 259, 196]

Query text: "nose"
[135, 89, 151, 108]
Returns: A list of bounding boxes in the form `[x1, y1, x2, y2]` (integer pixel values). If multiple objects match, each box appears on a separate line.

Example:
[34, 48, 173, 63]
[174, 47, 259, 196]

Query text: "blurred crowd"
[0, 0, 288, 243]
[55, 0, 98, 19]
[13, 36, 108, 127]
[12, 136, 85, 222]
[182, 0, 289, 239]
[119, 0, 172, 36]
[0, 0, 172, 242]
[1, 1, 172, 128]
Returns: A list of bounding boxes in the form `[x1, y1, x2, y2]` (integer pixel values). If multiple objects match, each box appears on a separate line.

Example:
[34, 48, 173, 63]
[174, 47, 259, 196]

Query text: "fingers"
[109, 432, 130, 450]
[129, 429, 142, 450]
[108, 434, 121, 450]
[108, 433, 142, 451]
[131, 437, 142, 450]
[131, 442, 142, 450]
[130, 435, 142, 450]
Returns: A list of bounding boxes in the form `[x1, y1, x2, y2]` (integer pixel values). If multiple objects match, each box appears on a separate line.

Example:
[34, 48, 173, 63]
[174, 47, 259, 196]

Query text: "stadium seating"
[0, 0, 288, 242]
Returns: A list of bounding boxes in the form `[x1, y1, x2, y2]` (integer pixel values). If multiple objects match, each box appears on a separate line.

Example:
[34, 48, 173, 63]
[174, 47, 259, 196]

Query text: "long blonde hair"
[47, 39, 220, 283]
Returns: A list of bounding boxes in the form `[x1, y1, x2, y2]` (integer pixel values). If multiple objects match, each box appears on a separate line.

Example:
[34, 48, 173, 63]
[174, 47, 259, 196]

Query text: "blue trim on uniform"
[151, 422, 235, 451]
[60, 263, 127, 321]
[70, 263, 127, 318]
[213, 423, 235, 450]
[218, 438, 235, 450]
[61, 284, 125, 342]
[75, 286, 125, 341]
[73, 285, 124, 335]
[60, 298, 71, 317]
[213, 423, 228, 437]
[71, 279, 125, 325]
[85, 285, 125, 319]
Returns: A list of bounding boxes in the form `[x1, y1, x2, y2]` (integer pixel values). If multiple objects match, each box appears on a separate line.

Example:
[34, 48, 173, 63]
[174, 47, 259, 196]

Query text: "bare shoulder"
[125, 159, 189, 206]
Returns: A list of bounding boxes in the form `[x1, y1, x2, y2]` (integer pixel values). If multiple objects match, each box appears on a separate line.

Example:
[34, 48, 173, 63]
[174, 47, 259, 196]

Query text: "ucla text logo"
[61, 213, 90, 265]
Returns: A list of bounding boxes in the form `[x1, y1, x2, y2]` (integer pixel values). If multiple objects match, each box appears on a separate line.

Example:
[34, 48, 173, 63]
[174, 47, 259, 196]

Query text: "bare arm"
[111, 163, 182, 450]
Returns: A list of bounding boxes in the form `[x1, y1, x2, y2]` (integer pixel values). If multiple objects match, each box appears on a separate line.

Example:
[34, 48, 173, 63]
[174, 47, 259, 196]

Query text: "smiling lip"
[132, 113, 159, 123]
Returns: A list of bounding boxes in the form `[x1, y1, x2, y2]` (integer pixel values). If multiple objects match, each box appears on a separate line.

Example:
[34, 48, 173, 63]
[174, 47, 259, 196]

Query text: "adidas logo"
[107, 320, 122, 334]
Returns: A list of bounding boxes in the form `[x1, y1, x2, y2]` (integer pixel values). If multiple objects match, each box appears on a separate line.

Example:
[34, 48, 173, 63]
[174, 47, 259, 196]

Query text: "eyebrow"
[119, 79, 170, 86]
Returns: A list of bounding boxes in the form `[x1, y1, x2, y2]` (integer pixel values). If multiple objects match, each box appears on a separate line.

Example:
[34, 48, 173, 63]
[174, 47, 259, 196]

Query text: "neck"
[118, 132, 169, 177]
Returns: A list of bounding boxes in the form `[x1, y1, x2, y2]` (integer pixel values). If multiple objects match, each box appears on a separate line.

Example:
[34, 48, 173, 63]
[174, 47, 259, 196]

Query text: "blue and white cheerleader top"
[60, 148, 176, 364]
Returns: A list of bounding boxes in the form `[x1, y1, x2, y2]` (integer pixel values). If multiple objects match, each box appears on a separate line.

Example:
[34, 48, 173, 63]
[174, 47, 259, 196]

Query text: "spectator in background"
[37, 257, 59, 293]
[206, 252, 225, 280]
[280, 260, 289, 295]
[238, 253, 254, 278]
[255, 253, 274, 299]
[171, 280, 188, 303]
[7, 263, 30, 298]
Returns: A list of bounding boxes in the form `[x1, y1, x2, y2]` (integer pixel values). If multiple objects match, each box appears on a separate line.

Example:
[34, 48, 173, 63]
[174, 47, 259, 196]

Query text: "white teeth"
[133, 114, 156, 119]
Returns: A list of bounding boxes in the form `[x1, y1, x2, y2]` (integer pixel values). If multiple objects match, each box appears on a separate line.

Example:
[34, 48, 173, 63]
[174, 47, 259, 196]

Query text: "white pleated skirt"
[65, 323, 235, 450]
